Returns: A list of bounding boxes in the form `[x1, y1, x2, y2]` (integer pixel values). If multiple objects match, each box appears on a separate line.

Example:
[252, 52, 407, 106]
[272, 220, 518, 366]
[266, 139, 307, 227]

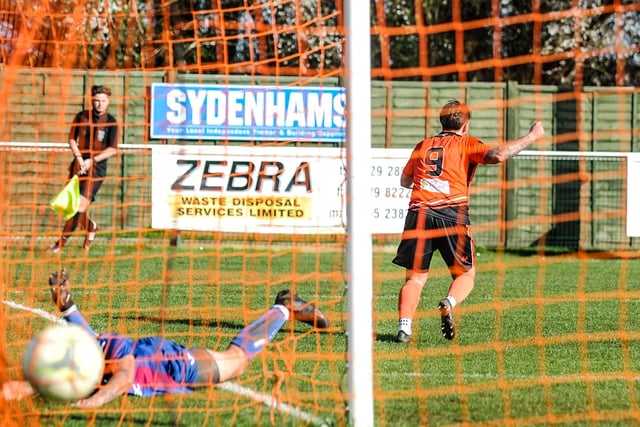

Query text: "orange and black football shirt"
[402, 132, 491, 223]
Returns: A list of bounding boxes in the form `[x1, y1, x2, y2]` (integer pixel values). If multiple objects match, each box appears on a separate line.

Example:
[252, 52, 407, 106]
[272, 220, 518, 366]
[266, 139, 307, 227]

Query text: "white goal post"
[344, 1, 375, 427]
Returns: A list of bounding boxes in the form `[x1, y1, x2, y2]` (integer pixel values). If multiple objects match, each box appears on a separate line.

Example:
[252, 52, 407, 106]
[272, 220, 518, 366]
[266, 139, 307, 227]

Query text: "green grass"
[3, 242, 640, 426]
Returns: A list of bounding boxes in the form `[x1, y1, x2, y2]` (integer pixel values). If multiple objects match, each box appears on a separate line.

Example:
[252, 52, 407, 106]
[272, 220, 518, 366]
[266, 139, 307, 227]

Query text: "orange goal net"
[1, 1, 639, 426]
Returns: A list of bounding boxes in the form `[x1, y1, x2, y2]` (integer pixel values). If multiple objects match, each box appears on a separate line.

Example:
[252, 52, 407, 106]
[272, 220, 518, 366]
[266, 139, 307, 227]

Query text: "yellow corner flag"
[50, 175, 80, 220]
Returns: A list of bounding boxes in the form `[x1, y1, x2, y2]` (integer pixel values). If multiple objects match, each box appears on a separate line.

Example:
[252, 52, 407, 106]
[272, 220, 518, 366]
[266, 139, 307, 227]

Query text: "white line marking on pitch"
[217, 382, 329, 426]
[2, 299, 327, 426]
[2, 300, 65, 324]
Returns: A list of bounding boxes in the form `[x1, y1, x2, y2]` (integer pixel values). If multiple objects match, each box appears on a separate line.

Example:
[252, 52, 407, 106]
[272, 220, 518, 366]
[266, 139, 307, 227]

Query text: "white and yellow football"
[22, 323, 104, 401]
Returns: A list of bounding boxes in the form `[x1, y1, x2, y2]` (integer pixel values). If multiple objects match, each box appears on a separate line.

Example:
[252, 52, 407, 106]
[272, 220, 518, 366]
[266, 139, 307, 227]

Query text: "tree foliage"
[0, 0, 637, 86]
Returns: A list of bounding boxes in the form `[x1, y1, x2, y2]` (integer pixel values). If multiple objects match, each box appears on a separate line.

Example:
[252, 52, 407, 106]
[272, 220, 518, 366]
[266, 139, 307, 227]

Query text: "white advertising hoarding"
[151, 145, 411, 234]
[627, 153, 640, 237]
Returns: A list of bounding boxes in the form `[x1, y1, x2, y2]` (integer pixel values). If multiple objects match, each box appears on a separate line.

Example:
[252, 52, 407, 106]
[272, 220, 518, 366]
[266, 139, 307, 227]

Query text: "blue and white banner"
[150, 83, 346, 143]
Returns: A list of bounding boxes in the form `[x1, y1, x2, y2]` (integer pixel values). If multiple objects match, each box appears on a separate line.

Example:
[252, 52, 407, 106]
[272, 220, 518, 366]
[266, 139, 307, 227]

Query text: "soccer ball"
[22, 323, 104, 401]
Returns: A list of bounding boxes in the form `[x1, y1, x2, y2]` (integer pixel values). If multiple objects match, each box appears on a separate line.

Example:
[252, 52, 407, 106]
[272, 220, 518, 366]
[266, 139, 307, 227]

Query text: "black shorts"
[392, 209, 475, 272]
[68, 159, 106, 202]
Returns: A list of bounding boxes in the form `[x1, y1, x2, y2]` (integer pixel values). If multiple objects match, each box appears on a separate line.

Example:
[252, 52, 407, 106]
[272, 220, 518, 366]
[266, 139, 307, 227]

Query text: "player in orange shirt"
[392, 100, 545, 343]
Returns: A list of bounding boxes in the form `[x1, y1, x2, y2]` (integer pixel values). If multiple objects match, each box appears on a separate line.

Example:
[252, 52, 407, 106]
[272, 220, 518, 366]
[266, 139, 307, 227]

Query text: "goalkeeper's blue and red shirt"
[97, 333, 198, 396]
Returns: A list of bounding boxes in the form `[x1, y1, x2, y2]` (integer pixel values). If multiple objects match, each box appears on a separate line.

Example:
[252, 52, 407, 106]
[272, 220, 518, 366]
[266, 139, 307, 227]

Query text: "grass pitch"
[3, 241, 640, 426]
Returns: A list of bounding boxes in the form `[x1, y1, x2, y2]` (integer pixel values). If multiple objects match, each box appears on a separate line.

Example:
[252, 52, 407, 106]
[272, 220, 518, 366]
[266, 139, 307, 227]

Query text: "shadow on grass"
[63, 413, 178, 426]
[112, 314, 324, 334]
[374, 333, 402, 344]
[481, 245, 640, 259]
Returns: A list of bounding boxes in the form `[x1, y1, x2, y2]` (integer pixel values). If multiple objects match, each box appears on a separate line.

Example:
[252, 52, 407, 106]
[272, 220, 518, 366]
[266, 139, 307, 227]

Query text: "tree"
[1, 0, 638, 86]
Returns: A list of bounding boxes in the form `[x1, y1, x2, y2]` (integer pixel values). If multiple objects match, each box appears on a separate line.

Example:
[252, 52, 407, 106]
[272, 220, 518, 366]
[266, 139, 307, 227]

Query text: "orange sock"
[446, 271, 475, 306]
[398, 279, 425, 319]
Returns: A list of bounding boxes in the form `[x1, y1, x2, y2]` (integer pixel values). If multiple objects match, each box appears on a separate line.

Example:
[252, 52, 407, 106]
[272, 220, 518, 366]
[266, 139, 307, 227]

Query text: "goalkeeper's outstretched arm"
[75, 354, 134, 408]
[2, 380, 35, 401]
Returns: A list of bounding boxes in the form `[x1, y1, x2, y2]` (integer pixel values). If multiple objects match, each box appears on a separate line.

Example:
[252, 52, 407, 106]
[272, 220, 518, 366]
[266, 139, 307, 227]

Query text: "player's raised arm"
[483, 122, 545, 164]
[75, 354, 135, 408]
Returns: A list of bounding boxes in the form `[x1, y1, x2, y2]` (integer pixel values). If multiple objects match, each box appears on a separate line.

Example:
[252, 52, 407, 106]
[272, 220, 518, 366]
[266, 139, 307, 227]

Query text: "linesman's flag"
[50, 175, 80, 220]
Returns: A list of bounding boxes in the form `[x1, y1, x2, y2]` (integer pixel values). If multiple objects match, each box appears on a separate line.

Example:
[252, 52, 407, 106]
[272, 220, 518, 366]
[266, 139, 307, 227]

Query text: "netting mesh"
[1, 1, 639, 426]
